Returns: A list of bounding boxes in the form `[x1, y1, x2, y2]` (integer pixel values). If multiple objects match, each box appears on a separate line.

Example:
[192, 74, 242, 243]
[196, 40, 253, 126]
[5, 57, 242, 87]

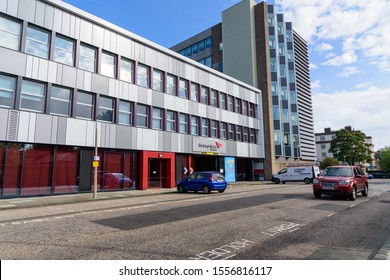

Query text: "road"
[0, 179, 390, 260]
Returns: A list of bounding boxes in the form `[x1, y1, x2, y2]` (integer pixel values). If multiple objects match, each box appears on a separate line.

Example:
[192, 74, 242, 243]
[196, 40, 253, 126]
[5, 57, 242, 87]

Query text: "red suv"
[313, 166, 368, 200]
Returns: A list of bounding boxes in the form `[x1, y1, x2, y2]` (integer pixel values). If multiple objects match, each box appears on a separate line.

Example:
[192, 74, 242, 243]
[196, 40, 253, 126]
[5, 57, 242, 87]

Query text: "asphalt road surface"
[1, 179, 390, 260]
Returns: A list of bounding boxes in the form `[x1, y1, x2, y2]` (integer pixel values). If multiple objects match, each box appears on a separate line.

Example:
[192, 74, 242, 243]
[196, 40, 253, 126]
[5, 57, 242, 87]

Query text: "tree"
[329, 128, 372, 165]
[319, 157, 340, 170]
[379, 147, 390, 171]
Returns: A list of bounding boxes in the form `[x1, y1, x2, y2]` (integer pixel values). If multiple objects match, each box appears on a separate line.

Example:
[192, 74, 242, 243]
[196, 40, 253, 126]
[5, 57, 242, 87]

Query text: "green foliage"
[319, 157, 340, 170]
[329, 129, 372, 165]
[379, 147, 390, 171]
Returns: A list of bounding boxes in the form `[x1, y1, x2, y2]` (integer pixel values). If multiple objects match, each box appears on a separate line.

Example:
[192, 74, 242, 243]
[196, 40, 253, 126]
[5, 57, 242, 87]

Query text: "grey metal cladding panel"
[34, 114, 52, 144]
[227, 141, 237, 156]
[93, 25, 104, 49]
[151, 91, 165, 108]
[0, 108, 8, 140]
[62, 65, 77, 88]
[18, 0, 36, 22]
[56, 117, 67, 145]
[91, 74, 109, 95]
[162, 132, 171, 152]
[0, 48, 27, 76]
[116, 125, 132, 149]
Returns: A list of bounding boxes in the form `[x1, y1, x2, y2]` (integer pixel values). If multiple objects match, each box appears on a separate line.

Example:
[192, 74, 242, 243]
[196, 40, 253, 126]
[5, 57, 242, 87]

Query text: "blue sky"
[63, 0, 390, 150]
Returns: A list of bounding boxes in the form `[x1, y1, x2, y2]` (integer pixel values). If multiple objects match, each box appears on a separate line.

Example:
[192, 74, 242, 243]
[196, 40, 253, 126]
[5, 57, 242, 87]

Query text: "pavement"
[0, 181, 266, 210]
[0, 181, 389, 260]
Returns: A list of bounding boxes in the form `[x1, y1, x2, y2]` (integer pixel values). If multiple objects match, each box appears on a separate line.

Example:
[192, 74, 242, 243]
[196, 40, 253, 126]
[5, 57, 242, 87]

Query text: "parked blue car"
[177, 171, 227, 194]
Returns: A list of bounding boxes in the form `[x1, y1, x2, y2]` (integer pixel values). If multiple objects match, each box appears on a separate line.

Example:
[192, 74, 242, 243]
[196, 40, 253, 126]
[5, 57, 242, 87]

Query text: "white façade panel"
[61, 11, 71, 37]
[18, 0, 35, 22]
[0, 108, 8, 140]
[92, 25, 104, 49]
[0, 0, 6, 13]
[6, 0, 18, 16]
[50, 115, 58, 144]
[83, 71, 92, 91]
[103, 28, 110, 50]
[52, 7, 62, 33]
[34, 114, 52, 144]
[31, 56, 40, 80]
[43, 4, 54, 30]
[28, 113, 36, 143]
[62, 65, 77, 88]
[110, 32, 117, 54]
[116, 35, 131, 58]
[76, 69, 85, 89]
[38, 58, 49, 82]
[34, 1, 45, 26]
[79, 19, 93, 44]
[47, 61, 57, 83]
[17, 111, 30, 142]
[0, 48, 26, 76]
[65, 118, 87, 146]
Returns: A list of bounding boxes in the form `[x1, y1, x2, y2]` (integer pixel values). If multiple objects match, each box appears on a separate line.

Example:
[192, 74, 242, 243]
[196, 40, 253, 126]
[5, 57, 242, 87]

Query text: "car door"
[194, 173, 208, 191]
[184, 173, 198, 191]
[354, 167, 365, 191]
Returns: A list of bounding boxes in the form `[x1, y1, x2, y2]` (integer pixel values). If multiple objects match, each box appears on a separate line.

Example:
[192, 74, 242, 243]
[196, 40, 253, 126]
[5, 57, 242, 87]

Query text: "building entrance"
[148, 158, 168, 188]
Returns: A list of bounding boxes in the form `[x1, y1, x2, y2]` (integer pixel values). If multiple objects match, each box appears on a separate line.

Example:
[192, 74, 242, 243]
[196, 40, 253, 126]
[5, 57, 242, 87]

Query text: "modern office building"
[315, 126, 375, 166]
[0, 0, 263, 198]
[171, 0, 317, 179]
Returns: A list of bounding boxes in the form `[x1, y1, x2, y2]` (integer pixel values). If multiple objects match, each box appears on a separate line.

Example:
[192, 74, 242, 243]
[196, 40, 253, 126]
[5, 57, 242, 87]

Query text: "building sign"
[193, 138, 227, 154]
[224, 157, 236, 183]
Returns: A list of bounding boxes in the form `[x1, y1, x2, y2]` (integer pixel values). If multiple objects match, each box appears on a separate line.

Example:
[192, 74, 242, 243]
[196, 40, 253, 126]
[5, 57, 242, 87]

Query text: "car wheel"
[349, 186, 357, 201]
[274, 178, 280, 184]
[178, 185, 185, 193]
[304, 178, 311, 184]
[313, 190, 321, 199]
[218, 189, 225, 193]
[202, 185, 211, 194]
[362, 183, 369, 197]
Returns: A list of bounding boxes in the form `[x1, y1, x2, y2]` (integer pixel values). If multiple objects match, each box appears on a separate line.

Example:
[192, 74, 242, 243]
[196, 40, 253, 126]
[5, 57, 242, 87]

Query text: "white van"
[272, 166, 320, 184]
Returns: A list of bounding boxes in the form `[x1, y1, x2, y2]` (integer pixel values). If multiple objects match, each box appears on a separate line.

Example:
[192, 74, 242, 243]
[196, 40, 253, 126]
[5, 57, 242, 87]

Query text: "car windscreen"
[323, 167, 353, 177]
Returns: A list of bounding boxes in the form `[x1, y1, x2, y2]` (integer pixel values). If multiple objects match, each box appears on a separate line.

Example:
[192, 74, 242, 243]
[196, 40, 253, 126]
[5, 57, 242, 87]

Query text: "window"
[219, 93, 226, 110]
[242, 101, 248, 116]
[198, 40, 205, 52]
[0, 15, 21, 50]
[228, 96, 234, 111]
[135, 104, 149, 127]
[118, 100, 132, 125]
[321, 144, 326, 149]
[179, 79, 188, 98]
[228, 124, 235, 140]
[0, 74, 16, 108]
[79, 43, 97, 72]
[98, 96, 114, 122]
[190, 116, 199, 135]
[137, 64, 150, 88]
[200, 86, 208, 104]
[120, 58, 134, 83]
[75, 91, 94, 119]
[220, 122, 227, 139]
[152, 107, 163, 130]
[179, 113, 188, 133]
[243, 127, 249, 142]
[201, 118, 208, 137]
[166, 74, 176, 95]
[210, 89, 218, 107]
[205, 37, 212, 49]
[249, 103, 255, 117]
[26, 25, 50, 59]
[250, 129, 256, 143]
[53, 35, 74, 66]
[50, 85, 71, 116]
[235, 98, 241, 114]
[236, 125, 242, 141]
[190, 83, 199, 101]
[152, 69, 164, 92]
[166, 110, 176, 132]
[101, 51, 116, 78]
[20, 80, 45, 113]
[211, 120, 218, 138]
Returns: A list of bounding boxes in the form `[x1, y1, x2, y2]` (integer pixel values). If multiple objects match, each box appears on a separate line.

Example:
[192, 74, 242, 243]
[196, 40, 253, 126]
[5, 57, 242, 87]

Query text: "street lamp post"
[93, 120, 98, 199]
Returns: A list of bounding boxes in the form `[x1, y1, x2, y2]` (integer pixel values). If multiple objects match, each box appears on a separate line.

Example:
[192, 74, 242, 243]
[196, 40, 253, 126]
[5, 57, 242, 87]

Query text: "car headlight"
[339, 180, 350, 185]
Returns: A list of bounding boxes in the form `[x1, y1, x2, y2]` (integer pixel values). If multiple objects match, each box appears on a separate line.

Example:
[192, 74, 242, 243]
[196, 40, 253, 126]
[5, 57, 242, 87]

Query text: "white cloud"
[355, 82, 370, 89]
[311, 80, 321, 90]
[312, 87, 390, 150]
[309, 63, 318, 69]
[323, 50, 357, 66]
[315, 42, 333, 52]
[337, 66, 360, 77]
